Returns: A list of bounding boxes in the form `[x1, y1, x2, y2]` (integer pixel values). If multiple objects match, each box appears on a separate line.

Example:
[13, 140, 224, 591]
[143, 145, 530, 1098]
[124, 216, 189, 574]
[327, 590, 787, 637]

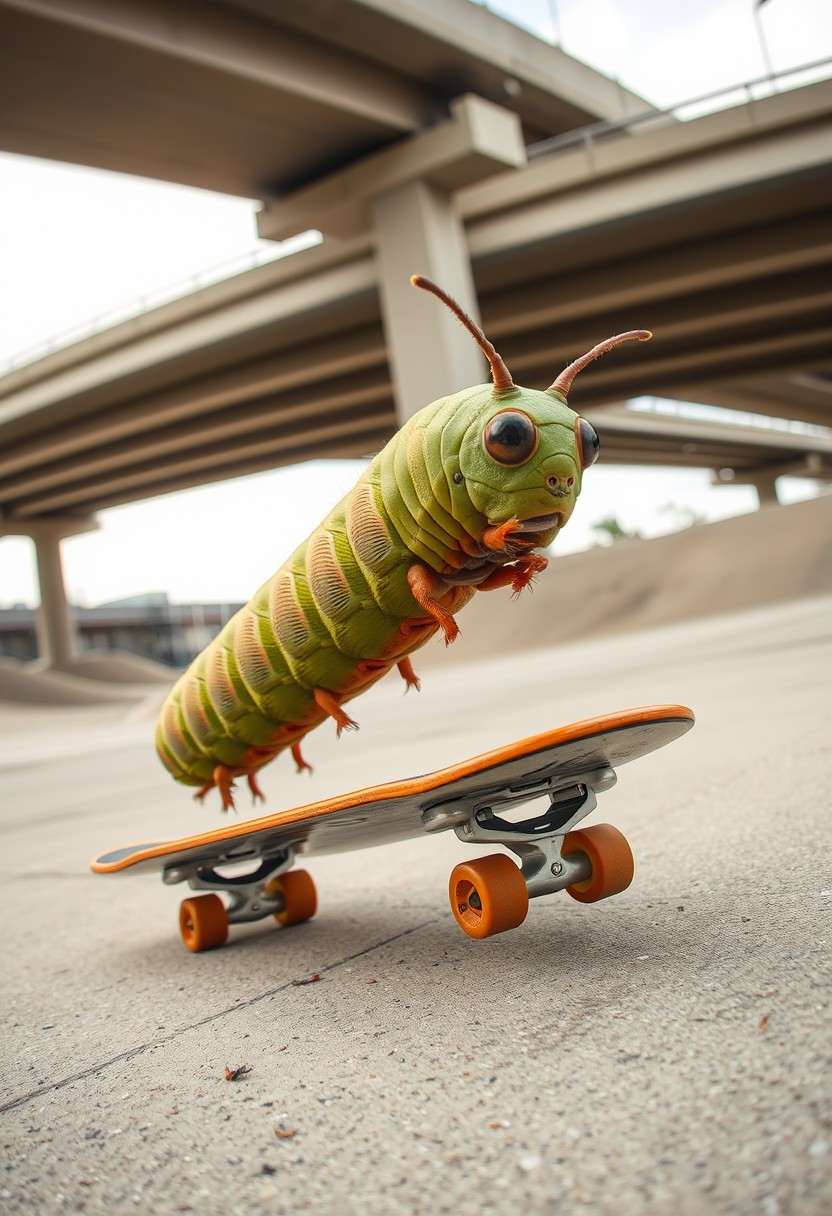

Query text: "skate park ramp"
[421, 492, 832, 665]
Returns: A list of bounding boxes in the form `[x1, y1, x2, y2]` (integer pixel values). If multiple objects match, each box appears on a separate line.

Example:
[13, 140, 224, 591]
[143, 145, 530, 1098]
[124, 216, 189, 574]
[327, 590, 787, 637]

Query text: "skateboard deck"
[92, 704, 694, 949]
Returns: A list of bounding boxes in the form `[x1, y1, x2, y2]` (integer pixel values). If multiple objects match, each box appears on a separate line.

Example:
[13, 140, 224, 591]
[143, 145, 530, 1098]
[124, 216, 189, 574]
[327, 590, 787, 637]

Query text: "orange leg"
[247, 770, 266, 803]
[206, 763, 239, 812]
[482, 520, 538, 555]
[396, 656, 421, 692]
[478, 554, 549, 596]
[482, 518, 520, 552]
[314, 687, 358, 735]
[291, 742, 314, 774]
[214, 763, 240, 812]
[194, 783, 214, 806]
[194, 762, 268, 812]
[406, 564, 459, 645]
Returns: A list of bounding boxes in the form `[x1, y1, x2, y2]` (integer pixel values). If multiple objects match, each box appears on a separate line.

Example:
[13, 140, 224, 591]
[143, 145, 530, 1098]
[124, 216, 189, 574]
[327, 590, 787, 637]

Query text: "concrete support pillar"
[256, 94, 525, 426]
[713, 467, 789, 507]
[1, 516, 98, 669]
[32, 529, 77, 668]
[753, 472, 780, 506]
[373, 179, 486, 423]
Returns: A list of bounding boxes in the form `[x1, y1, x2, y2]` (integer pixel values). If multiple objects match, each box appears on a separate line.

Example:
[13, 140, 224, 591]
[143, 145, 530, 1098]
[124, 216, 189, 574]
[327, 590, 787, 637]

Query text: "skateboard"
[91, 704, 694, 950]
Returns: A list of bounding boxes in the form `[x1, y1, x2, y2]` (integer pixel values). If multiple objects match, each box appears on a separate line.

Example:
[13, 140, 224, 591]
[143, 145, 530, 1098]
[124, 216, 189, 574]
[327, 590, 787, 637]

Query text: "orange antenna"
[548, 330, 652, 398]
[411, 274, 515, 395]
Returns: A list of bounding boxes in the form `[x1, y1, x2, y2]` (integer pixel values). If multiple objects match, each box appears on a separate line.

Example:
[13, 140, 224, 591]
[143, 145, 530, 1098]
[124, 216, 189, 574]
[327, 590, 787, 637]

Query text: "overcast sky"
[1, 0, 830, 607]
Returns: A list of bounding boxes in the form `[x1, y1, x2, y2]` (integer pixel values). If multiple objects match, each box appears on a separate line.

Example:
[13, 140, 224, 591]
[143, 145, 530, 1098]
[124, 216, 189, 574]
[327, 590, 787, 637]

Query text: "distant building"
[0, 593, 243, 666]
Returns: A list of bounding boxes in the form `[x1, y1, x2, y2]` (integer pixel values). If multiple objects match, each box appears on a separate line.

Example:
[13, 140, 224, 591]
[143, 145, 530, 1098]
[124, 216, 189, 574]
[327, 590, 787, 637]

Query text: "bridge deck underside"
[1, 77, 831, 524]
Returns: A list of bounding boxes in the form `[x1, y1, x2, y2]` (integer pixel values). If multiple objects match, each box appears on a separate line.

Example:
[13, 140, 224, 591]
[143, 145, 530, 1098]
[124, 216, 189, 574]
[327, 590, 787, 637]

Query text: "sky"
[1, 0, 831, 608]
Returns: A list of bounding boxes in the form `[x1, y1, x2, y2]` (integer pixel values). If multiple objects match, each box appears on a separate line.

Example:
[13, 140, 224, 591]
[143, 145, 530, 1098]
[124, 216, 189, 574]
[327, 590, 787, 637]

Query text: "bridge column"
[372, 179, 484, 423]
[1, 516, 98, 669]
[713, 466, 787, 508]
[750, 471, 780, 506]
[257, 93, 526, 425]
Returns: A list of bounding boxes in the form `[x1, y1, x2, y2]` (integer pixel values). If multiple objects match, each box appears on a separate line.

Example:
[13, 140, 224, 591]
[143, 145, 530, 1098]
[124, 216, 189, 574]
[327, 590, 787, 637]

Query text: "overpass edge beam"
[257, 93, 526, 242]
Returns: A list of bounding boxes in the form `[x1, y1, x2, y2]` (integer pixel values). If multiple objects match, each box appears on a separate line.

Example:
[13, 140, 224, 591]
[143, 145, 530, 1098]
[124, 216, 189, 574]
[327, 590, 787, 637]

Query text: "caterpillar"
[155, 276, 651, 810]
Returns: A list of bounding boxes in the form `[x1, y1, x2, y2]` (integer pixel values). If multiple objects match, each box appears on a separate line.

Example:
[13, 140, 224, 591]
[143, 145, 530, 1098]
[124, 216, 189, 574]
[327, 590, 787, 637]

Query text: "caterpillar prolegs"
[155, 276, 650, 809]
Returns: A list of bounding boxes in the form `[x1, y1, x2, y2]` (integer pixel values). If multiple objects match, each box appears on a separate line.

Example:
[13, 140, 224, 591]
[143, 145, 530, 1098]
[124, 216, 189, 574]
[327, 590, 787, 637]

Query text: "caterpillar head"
[411, 275, 650, 545]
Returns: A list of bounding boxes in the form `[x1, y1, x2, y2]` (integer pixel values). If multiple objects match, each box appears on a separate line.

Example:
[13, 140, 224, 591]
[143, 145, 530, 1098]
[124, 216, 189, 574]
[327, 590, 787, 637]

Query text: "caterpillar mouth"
[509, 512, 563, 534]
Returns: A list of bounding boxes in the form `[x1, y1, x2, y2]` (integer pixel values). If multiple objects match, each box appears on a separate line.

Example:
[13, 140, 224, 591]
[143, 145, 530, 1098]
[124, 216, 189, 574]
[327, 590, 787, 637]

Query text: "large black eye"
[483, 410, 539, 466]
[576, 418, 600, 469]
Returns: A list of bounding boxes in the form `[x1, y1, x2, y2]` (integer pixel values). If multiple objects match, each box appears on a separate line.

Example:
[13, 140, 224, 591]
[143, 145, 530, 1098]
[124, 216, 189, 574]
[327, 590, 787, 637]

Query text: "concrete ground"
[1, 594, 830, 1215]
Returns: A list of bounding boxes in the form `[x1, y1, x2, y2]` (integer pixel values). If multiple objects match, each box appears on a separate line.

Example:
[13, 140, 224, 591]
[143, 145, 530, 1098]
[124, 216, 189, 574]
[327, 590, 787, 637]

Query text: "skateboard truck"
[161, 846, 318, 950]
[422, 764, 631, 938]
[456, 780, 601, 898]
[421, 764, 616, 893]
[162, 848, 295, 923]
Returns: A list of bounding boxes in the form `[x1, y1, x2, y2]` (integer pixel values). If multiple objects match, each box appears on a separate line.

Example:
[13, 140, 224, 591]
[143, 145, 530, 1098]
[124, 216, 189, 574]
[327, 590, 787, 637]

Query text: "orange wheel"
[562, 824, 634, 904]
[449, 853, 529, 939]
[179, 894, 228, 952]
[268, 869, 318, 927]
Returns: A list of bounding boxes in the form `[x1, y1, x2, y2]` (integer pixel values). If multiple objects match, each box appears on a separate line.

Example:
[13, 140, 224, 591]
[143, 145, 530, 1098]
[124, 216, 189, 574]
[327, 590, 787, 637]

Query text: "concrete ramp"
[423, 492, 832, 663]
[40, 651, 178, 684]
[0, 656, 169, 705]
[4, 494, 830, 698]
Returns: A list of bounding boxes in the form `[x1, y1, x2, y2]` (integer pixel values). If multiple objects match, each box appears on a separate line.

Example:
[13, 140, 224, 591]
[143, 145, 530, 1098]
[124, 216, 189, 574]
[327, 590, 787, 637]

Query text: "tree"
[592, 517, 642, 546]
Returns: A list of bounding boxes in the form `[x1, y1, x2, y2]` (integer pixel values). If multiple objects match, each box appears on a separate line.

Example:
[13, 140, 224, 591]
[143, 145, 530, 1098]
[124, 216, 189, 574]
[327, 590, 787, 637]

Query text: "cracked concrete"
[1, 594, 830, 1214]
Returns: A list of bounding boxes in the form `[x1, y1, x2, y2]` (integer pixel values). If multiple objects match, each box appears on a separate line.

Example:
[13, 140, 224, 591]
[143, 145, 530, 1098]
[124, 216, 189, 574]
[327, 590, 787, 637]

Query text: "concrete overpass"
[2, 78, 830, 517]
[0, 0, 648, 191]
[1, 0, 831, 670]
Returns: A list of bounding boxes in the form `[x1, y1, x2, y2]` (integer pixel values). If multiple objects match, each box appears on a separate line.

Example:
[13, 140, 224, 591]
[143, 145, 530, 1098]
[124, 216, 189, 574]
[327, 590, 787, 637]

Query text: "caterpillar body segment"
[155, 276, 651, 808]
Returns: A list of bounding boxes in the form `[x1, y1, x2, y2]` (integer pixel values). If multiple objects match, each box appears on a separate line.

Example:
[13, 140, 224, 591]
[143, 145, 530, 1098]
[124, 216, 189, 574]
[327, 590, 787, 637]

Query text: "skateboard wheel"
[562, 824, 634, 903]
[268, 869, 318, 927]
[179, 894, 229, 952]
[449, 854, 529, 939]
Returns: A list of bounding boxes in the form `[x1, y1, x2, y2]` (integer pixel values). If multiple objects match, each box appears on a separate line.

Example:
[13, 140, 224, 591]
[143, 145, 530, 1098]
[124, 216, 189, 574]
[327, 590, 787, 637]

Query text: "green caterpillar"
[156, 276, 650, 809]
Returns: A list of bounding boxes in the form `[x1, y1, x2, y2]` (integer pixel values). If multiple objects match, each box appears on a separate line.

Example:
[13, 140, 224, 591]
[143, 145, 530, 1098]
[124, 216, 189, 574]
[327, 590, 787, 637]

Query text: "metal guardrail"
[1, 55, 829, 379]
[527, 56, 832, 160]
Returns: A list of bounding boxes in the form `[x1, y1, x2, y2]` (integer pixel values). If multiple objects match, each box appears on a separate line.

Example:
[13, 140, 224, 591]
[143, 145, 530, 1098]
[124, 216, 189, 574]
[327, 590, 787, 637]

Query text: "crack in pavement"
[0, 916, 444, 1114]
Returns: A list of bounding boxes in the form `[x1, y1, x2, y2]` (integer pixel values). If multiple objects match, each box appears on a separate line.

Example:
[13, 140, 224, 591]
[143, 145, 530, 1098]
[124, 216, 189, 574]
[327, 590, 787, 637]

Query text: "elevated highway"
[2, 78, 830, 523]
[1, 0, 831, 670]
[0, 0, 646, 193]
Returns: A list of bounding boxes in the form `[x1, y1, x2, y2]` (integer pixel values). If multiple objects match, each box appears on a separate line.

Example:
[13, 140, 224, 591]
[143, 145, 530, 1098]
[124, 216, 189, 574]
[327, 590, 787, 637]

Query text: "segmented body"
[155, 275, 649, 809]
[156, 387, 548, 806]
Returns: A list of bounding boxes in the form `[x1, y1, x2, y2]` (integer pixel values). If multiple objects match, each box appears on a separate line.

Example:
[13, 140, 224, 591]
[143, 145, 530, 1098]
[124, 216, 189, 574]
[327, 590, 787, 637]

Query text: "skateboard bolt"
[550, 861, 564, 877]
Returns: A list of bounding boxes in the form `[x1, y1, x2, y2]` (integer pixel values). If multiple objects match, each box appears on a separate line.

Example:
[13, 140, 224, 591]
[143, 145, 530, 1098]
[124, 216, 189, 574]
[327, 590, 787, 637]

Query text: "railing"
[527, 56, 832, 161]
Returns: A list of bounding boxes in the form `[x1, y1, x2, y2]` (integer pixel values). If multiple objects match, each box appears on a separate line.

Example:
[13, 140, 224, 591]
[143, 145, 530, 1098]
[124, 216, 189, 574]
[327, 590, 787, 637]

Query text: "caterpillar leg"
[247, 771, 266, 803]
[193, 763, 266, 812]
[406, 564, 459, 645]
[482, 518, 520, 552]
[478, 554, 549, 596]
[396, 657, 421, 692]
[291, 742, 314, 774]
[314, 687, 358, 735]
[481, 519, 537, 556]
[193, 764, 239, 812]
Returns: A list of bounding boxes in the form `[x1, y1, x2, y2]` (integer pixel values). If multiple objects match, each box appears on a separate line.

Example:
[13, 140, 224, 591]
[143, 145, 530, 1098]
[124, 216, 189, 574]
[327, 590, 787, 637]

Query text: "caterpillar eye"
[576, 417, 600, 469]
[483, 410, 539, 466]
